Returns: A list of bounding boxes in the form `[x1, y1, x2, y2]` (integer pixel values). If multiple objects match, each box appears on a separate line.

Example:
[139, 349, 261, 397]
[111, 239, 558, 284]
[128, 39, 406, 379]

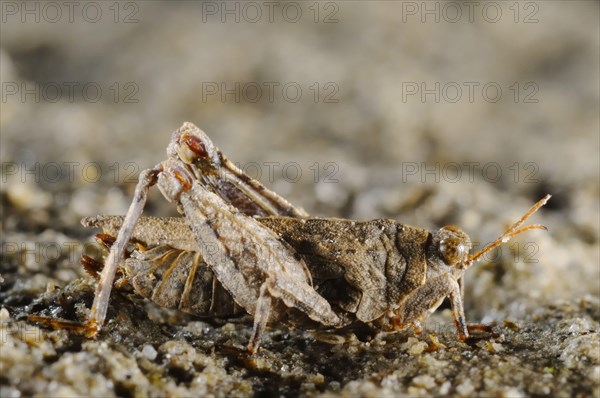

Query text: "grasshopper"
[34, 122, 550, 353]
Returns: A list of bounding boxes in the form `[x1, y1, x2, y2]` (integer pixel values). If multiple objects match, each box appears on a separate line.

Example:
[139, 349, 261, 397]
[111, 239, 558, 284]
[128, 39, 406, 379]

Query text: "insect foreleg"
[88, 167, 160, 334]
[393, 274, 468, 340]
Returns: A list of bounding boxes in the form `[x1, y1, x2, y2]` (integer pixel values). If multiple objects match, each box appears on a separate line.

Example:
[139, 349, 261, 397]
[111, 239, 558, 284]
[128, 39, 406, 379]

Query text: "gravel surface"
[1, 2, 598, 397]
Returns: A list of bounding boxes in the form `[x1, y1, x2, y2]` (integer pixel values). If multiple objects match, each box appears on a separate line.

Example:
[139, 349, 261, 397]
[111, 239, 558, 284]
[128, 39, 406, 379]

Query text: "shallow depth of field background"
[0, 1, 599, 396]
[2, 0, 598, 301]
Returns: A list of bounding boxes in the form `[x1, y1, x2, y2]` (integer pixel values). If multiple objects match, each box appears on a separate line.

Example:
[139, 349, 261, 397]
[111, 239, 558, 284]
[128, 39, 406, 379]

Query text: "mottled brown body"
[84, 192, 546, 346]
[84, 216, 432, 326]
[259, 218, 428, 323]
[36, 122, 549, 353]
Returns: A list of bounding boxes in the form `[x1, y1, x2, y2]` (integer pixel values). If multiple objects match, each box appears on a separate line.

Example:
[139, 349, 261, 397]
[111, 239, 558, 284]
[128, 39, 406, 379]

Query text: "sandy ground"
[1, 2, 598, 397]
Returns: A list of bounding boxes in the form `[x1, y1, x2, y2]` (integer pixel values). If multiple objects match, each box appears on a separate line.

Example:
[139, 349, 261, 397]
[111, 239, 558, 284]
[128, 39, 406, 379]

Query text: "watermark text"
[400, 1, 539, 24]
[400, 162, 540, 184]
[2, 81, 140, 104]
[401, 82, 539, 104]
[1, 1, 139, 24]
[200, 1, 339, 23]
[201, 81, 339, 104]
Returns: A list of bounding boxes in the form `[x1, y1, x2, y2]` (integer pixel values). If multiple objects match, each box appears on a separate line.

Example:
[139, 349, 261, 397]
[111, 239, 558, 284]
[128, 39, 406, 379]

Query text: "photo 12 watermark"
[399, 1, 540, 24]
[1, 1, 140, 24]
[2, 161, 144, 185]
[1, 160, 341, 186]
[401, 82, 539, 104]
[399, 162, 540, 184]
[2, 240, 104, 268]
[1, 320, 45, 344]
[470, 241, 541, 264]
[232, 161, 340, 184]
[200, 1, 339, 24]
[200, 81, 340, 104]
[1, 81, 140, 104]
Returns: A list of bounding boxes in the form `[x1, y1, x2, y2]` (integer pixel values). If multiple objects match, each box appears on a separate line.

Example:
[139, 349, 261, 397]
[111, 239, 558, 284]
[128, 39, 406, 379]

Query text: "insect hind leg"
[247, 281, 274, 354]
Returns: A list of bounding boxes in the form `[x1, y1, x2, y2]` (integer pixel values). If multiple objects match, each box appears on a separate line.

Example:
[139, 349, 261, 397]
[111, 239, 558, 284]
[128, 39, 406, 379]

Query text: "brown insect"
[32, 122, 550, 353]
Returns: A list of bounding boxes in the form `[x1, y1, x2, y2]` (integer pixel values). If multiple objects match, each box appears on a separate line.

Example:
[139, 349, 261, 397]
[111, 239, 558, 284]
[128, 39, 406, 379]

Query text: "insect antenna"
[468, 194, 551, 264]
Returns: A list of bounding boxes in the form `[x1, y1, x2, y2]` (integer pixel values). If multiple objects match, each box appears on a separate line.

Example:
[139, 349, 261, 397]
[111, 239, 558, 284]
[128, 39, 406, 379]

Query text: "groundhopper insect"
[31, 122, 550, 353]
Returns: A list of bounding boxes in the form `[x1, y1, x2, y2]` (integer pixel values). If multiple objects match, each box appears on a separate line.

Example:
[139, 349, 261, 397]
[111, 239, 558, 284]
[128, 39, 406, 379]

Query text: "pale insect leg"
[247, 281, 274, 354]
[88, 167, 161, 333]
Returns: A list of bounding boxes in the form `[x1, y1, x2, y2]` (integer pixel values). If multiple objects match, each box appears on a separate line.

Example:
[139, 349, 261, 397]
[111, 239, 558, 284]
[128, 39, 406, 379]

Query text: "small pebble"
[411, 375, 435, 389]
[0, 307, 10, 321]
[403, 337, 429, 355]
[456, 380, 475, 396]
[141, 344, 157, 361]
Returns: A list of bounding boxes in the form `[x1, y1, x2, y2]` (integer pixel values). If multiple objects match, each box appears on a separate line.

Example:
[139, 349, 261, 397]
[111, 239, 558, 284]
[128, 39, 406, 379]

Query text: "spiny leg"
[87, 167, 160, 334]
[81, 233, 134, 282]
[247, 281, 274, 354]
[81, 255, 104, 280]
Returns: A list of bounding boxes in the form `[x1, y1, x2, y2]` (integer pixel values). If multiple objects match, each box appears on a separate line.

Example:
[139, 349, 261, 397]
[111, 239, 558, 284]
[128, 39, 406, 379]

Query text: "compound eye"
[439, 237, 466, 266]
[177, 132, 208, 163]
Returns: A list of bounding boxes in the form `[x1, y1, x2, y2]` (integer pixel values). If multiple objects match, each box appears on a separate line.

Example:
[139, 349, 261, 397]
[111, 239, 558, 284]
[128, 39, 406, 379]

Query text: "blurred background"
[1, 2, 599, 396]
[1, 0, 598, 336]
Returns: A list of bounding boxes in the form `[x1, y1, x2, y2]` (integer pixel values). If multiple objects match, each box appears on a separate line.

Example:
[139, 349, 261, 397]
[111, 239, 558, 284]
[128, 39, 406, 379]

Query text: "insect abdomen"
[126, 246, 244, 318]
